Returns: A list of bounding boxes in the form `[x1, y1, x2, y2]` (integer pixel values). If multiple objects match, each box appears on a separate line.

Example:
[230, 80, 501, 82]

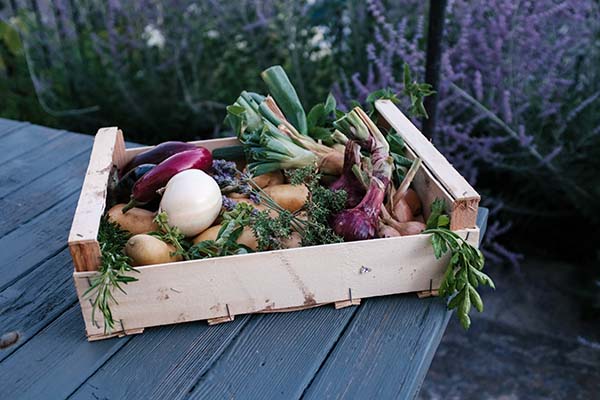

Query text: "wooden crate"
[68, 100, 480, 341]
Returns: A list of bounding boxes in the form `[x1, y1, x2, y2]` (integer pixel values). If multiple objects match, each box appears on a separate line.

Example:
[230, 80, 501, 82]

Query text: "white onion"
[159, 169, 222, 236]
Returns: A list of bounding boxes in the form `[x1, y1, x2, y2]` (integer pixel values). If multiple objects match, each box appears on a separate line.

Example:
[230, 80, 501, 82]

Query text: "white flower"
[309, 25, 329, 48]
[185, 3, 200, 16]
[206, 29, 219, 39]
[143, 24, 165, 49]
[236, 40, 248, 50]
[308, 25, 332, 61]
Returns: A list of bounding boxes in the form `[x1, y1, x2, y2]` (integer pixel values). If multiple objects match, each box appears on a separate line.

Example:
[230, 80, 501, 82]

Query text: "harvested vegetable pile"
[90, 65, 494, 333]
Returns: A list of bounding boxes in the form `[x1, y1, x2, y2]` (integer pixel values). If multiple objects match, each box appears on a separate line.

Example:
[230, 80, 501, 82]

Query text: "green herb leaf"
[85, 217, 138, 333]
[424, 199, 495, 330]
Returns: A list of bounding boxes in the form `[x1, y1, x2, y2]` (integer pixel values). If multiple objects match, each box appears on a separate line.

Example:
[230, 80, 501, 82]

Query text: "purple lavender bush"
[332, 0, 600, 266]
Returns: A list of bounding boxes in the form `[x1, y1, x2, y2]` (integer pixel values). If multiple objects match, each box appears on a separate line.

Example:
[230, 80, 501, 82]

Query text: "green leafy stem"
[424, 199, 495, 329]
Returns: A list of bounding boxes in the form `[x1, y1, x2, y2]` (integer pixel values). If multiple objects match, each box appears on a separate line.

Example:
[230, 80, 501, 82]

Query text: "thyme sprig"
[189, 203, 255, 258]
[151, 212, 190, 259]
[84, 217, 139, 333]
[424, 199, 495, 329]
[240, 165, 345, 249]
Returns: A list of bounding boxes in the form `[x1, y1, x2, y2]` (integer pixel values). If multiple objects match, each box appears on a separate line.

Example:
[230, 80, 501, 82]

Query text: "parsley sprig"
[424, 199, 495, 329]
[84, 217, 139, 333]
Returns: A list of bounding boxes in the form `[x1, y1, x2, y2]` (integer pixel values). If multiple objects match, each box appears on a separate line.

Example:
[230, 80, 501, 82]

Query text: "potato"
[228, 192, 248, 199]
[237, 227, 259, 250]
[263, 184, 308, 212]
[192, 225, 221, 243]
[281, 232, 302, 249]
[252, 170, 284, 188]
[107, 204, 158, 234]
[192, 225, 258, 251]
[229, 197, 278, 217]
[125, 234, 181, 266]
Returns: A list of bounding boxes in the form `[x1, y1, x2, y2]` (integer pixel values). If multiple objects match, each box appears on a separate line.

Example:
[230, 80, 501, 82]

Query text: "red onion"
[330, 141, 365, 208]
[332, 177, 386, 241]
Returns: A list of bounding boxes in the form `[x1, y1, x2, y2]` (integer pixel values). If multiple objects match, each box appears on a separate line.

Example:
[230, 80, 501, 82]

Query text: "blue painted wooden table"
[0, 119, 488, 400]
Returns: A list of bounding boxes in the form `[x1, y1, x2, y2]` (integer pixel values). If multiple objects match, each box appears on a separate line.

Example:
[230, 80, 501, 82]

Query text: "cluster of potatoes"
[107, 170, 307, 267]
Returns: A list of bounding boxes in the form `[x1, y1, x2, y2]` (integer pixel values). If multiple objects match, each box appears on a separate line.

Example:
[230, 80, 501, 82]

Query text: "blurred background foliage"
[1, 0, 600, 278]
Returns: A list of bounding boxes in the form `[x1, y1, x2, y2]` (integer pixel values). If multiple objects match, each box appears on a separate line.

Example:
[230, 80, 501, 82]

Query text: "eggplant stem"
[121, 198, 142, 214]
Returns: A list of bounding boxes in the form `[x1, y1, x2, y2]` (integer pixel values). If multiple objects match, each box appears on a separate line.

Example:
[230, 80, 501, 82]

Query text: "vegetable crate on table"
[68, 100, 480, 341]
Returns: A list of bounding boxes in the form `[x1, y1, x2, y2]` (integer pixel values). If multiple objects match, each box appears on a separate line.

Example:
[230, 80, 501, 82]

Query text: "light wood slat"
[74, 229, 479, 337]
[376, 100, 480, 229]
[375, 100, 479, 200]
[68, 127, 125, 272]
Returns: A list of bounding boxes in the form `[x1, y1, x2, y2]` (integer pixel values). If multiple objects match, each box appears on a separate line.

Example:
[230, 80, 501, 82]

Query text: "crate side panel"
[76, 229, 478, 336]
[68, 127, 124, 271]
[375, 100, 479, 201]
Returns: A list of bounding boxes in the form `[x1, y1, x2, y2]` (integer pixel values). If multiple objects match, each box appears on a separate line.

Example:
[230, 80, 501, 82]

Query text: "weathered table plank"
[0, 119, 29, 137]
[0, 124, 65, 165]
[302, 296, 451, 399]
[187, 307, 358, 400]
[0, 306, 130, 400]
[0, 194, 78, 290]
[0, 150, 91, 237]
[0, 249, 77, 362]
[70, 317, 251, 400]
[0, 130, 91, 198]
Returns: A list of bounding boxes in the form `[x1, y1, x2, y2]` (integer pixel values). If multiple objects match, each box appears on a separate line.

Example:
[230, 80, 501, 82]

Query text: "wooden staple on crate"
[334, 288, 361, 309]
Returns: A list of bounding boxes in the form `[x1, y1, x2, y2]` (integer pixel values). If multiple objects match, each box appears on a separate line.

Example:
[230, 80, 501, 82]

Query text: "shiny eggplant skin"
[122, 148, 213, 212]
[120, 141, 197, 178]
[114, 163, 155, 203]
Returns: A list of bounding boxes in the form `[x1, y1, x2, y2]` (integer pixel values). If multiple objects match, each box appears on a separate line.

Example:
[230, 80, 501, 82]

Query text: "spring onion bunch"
[226, 67, 343, 176]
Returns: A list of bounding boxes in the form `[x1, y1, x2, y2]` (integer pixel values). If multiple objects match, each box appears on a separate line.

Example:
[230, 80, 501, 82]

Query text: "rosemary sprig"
[424, 199, 495, 329]
[84, 217, 139, 333]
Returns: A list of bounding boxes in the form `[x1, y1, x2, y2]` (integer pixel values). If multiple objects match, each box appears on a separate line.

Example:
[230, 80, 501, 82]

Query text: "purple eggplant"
[120, 141, 198, 178]
[114, 163, 156, 203]
[122, 148, 213, 213]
